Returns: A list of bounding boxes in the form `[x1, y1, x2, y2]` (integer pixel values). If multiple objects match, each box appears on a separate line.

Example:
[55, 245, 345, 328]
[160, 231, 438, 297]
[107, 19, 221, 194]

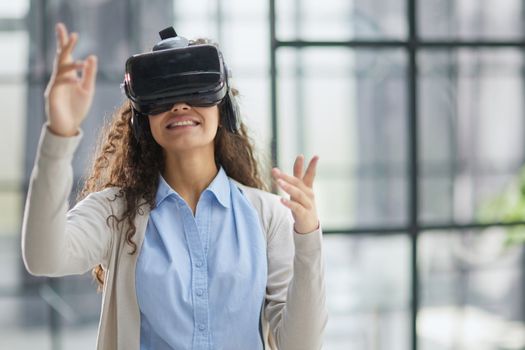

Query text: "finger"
[303, 155, 319, 188]
[293, 154, 305, 179]
[280, 197, 306, 216]
[55, 22, 68, 50]
[58, 32, 78, 64]
[272, 168, 307, 191]
[53, 76, 81, 87]
[55, 61, 85, 76]
[81, 55, 98, 92]
[277, 179, 312, 209]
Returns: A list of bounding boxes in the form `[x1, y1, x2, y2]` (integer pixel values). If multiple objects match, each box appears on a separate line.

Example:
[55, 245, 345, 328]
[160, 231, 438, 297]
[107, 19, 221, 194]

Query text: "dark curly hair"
[78, 86, 266, 288]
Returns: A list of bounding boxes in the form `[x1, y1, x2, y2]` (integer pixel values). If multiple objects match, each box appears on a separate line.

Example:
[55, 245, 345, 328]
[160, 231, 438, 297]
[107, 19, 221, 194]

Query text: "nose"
[170, 102, 191, 112]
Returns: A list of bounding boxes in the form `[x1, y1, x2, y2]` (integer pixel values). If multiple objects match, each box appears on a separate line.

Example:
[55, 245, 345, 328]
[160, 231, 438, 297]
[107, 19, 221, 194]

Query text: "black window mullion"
[407, 0, 419, 349]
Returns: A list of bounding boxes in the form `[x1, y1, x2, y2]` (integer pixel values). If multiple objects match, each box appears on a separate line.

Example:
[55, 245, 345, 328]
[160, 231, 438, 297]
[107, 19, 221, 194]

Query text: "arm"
[21, 22, 102, 277]
[21, 125, 114, 277]
[265, 210, 328, 350]
[266, 154, 328, 349]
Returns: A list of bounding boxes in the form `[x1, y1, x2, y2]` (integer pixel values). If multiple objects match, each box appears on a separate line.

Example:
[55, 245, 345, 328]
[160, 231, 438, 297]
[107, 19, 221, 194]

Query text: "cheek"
[207, 116, 220, 138]
[207, 107, 220, 129]
[147, 117, 163, 143]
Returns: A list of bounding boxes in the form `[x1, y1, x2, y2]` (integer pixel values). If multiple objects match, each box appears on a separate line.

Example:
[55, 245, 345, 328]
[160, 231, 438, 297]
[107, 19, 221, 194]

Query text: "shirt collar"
[155, 167, 231, 208]
[206, 166, 231, 208]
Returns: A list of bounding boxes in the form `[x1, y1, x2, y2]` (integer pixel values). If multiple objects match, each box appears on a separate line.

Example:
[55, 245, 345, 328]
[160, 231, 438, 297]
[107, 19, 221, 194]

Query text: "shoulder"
[231, 180, 280, 211]
[75, 186, 125, 213]
[230, 180, 292, 234]
[81, 186, 122, 201]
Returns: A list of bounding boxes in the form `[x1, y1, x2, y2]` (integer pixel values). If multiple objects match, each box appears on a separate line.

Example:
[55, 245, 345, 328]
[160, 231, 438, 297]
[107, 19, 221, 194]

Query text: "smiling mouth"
[166, 120, 200, 129]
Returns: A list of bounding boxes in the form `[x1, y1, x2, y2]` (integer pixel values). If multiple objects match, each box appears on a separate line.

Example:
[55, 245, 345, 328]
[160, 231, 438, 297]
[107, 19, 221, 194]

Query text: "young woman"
[22, 22, 327, 350]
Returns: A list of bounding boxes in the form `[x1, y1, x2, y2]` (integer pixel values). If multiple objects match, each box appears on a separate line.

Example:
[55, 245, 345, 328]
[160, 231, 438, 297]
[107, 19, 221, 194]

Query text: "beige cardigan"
[21, 125, 328, 350]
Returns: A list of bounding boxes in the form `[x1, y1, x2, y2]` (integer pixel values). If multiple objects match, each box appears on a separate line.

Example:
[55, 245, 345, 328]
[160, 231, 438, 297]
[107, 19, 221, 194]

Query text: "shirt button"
[196, 289, 204, 296]
[198, 324, 206, 331]
[195, 261, 203, 268]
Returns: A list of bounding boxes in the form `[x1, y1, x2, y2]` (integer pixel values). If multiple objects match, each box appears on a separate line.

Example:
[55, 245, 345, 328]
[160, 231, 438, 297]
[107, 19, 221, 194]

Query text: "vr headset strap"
[131, 109, 149, 142]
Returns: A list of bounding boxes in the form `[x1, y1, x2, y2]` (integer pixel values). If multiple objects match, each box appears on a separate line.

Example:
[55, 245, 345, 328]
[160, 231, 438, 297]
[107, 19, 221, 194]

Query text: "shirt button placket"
[191, 221, 209, 350]
[183, 202, 209, 349]
[194, 258, 209, 348]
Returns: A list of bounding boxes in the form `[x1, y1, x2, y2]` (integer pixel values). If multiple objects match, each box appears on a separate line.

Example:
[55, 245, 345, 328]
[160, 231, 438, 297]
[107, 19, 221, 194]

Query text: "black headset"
[130, 29, 240, 141]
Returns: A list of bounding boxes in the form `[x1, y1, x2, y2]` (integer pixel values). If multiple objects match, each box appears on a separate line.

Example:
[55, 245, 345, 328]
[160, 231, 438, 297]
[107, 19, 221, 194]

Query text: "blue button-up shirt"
[136, 167, 268, 350]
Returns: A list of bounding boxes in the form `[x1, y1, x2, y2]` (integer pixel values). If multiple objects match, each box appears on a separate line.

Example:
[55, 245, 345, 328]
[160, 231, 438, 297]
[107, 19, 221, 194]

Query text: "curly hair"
[78, 89, 266, 289]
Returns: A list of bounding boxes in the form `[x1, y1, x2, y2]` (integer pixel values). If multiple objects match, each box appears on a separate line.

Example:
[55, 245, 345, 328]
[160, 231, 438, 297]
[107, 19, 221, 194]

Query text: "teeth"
[168, 120, 197, 128]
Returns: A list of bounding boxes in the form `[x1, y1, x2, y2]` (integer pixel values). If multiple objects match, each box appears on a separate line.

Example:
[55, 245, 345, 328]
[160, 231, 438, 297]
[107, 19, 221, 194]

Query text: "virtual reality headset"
[122, 27, 229, 116]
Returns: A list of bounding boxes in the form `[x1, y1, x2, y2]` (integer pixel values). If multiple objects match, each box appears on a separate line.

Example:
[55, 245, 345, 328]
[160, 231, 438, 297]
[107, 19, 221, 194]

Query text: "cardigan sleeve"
[264, 203, 328, 350]
[21, 124, 114, 277]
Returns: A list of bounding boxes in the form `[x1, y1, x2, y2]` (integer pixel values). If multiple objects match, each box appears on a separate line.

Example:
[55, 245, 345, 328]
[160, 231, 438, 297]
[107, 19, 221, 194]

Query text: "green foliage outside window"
[478, 166, 525, 246]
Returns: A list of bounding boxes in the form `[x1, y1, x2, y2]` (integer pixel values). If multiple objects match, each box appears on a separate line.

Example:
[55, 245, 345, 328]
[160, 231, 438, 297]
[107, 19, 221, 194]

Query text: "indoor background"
[1, 0, 524, 349]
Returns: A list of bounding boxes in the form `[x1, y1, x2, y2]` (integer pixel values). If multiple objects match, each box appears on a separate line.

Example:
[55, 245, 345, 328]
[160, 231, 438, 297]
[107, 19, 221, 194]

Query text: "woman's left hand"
[272, 155, 320, 234]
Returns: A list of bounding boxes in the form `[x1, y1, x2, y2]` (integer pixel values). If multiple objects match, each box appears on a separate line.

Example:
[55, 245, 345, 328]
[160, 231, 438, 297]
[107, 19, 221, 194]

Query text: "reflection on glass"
[419, 0, 524, 39]
[0, 287, 99, 350]
[0, 32, 29, 76]
[419, 229, 525, 350]
[325, 234, 410, 350]
[0, 1, 29, 18]
[0, 84, 27, 182]
[0, 296, 51, 350]
[43, 1, 134, 75]
[278, 48, 407, 228]
[419, 49, 525, 224]
[277, 0, 406, 40]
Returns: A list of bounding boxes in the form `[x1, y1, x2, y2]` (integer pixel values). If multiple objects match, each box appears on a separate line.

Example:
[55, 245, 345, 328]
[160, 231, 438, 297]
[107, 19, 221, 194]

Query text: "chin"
[162, 140, 214, 154]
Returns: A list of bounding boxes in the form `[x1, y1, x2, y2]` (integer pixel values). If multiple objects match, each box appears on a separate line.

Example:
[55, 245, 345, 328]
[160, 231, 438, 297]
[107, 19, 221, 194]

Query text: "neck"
[162, 148, 218, 214]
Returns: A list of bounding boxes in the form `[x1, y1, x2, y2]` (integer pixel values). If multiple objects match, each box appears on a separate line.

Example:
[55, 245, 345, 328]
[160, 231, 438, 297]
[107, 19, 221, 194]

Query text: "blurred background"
[1, 0, 525, 349]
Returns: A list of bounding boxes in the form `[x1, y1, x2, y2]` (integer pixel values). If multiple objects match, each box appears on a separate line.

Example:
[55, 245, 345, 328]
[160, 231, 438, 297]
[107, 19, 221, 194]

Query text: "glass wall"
[0, 0, 524, 349]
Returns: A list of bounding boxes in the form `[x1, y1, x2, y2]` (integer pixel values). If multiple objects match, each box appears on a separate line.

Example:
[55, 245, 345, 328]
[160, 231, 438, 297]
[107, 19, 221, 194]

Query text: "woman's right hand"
[44, 22, 98, 137]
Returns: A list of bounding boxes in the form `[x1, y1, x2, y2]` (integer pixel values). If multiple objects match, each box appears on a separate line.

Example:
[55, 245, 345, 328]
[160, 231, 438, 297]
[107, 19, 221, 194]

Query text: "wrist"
[46, 124, 79, 137]
[294, 220, 320, 235]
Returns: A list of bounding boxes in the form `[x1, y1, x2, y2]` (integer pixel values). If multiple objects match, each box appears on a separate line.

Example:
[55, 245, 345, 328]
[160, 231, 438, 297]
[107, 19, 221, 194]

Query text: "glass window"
[277, 0, 406, 41]
[325, 234, 410, 349]
[0, 232, 23, 288]
[419, 49, 525, 224]
[419, 229, 525, 349]
[419, 0, 524, 40]
[44, 1, 132, 75]
[0, 1, 29, 18]
[0, 32, 29, 76]
[0, 295, 52, 350]
[278, 48, 408, 228]
[0, 84, 27, 182]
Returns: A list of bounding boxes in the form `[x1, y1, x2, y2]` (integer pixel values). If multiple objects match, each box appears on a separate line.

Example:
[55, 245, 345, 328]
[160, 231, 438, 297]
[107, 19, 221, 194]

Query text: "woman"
[22, 22, 327, 350]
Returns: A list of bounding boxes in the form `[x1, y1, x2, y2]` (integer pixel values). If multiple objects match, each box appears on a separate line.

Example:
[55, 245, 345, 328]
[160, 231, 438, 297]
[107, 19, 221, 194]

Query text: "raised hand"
[45, 22, 98, 137]
[272, 155, 320, 234]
